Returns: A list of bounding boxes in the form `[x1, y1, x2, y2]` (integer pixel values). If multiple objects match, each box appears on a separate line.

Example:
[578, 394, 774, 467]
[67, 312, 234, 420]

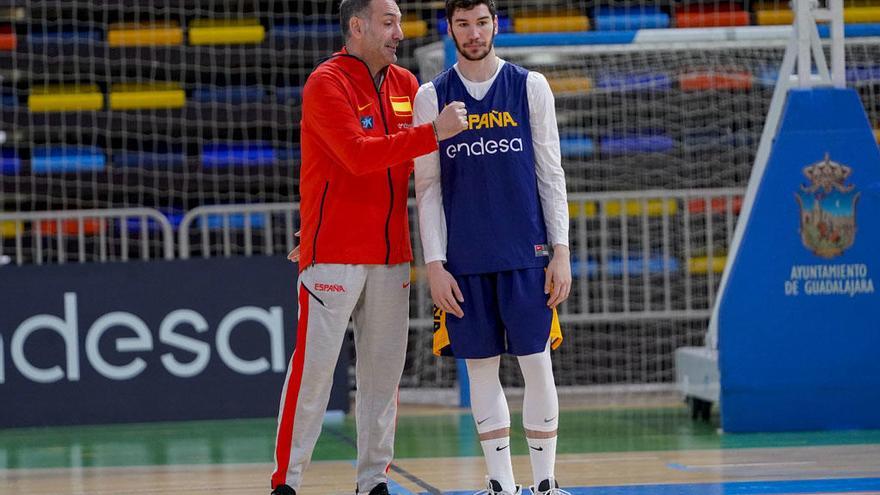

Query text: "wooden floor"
[3, 404, 880, 495]
[3, 445, 880, 494]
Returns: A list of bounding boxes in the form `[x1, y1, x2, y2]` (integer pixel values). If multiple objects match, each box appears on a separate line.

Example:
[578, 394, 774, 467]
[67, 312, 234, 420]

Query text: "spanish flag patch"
[390, 95, 412, 117]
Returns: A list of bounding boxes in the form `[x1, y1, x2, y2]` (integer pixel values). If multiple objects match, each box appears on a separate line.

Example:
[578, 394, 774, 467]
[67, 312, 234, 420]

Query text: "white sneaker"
[475, 477, 522, 495]
[529, 477, 571, 495]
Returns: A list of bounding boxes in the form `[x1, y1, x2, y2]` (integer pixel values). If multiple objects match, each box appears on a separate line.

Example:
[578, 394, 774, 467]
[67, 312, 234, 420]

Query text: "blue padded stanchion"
[719, 88, 880, 432]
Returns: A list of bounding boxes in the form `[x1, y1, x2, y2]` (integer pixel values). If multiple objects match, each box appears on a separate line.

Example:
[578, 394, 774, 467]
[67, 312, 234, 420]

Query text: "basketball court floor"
[2, 401, 880, 494]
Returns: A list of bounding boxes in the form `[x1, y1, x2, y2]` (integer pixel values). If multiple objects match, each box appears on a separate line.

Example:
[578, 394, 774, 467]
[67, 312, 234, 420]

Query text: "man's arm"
[303, 72, 466, 177]
[414, 83, 447, 265]
[414, 82, 464, 317]
[528, 71, 571, 308]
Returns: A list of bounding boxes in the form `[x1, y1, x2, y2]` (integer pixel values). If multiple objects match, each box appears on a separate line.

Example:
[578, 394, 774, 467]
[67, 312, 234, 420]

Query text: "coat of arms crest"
[794, 153, 860, 258]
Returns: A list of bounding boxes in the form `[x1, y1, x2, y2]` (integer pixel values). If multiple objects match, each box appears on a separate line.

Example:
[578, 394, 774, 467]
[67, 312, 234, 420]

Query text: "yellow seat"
[756, 4, 880, 23]
[110, 83, 185, 110]
[514, 14, 590, 33]
[845, 6, 880, 22]
[568, 202, 599, 218]
[28, 84, 103, 112]
[688, 255, 727, 275]
[755, 9, 793, 25]
[569, 199, 678, 218]
[605, 199, 679, 217]
[548, 76, 592, 95]
[1, 220, 22, 238]
[108, 23, 183, 46]
[189, 19, 265, 45]
[402, 19, 428, 38]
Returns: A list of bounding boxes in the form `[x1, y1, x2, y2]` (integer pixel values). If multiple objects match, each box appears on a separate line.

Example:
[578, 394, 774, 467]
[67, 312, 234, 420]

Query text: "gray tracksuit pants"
[271, 263, 410, 493]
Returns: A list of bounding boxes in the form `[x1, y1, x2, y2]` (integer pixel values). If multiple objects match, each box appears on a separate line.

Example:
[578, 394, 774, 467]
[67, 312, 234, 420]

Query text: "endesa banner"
[0, 257, 350, 427]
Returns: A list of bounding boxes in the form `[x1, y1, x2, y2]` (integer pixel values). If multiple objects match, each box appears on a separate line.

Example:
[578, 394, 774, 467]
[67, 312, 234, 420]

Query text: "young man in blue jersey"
[413, 1, 571, 494]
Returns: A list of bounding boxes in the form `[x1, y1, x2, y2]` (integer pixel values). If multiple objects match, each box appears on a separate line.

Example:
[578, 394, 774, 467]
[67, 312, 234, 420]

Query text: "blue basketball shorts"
[432, 267, 563, 359]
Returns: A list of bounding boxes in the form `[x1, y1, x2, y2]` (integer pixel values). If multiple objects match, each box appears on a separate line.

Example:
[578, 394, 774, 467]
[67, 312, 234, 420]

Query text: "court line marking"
[433, 476, 880, 495]
[385, 473, 416, 495]
[668, 461, 817, 471]
[330, 426, 440, 495]
[558, 455, 662, 463]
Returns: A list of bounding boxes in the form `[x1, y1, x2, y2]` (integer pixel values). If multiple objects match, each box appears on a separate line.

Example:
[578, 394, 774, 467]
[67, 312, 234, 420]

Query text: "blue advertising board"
[718, 88, 880, 432]
[0, 257, 350, 427]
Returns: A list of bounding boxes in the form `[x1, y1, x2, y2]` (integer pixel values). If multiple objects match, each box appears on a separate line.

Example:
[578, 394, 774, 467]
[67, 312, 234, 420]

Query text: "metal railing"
[173, 188, 745, 326]
[178, 203, 299, 260]
[1, 190, 744, 390]
[0, 208, 174, 266]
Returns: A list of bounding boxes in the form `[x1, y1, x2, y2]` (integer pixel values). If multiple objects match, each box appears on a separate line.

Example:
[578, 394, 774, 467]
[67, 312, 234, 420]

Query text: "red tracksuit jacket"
[298, 48, 438, 272]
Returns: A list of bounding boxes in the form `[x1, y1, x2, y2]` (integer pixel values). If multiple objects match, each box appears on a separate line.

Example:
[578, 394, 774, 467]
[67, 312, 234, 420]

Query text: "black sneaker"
[529, 478, 571, 495]
[476, 478, 522, 495]
[271, 484, 296, 495]
[367, 482, 390, 495]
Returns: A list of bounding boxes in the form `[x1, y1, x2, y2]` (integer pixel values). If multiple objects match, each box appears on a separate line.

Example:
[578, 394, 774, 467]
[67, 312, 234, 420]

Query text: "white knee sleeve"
[466, 357, 510, 434]
[518, 345, 559, 432]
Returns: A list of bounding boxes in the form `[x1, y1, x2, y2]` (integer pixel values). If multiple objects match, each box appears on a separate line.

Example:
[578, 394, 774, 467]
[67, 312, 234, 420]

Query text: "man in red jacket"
[270, 1, 467, 494]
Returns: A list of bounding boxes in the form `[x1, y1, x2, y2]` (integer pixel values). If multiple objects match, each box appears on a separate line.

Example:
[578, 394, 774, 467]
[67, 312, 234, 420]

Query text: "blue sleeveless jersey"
[433, 63, 549, 275]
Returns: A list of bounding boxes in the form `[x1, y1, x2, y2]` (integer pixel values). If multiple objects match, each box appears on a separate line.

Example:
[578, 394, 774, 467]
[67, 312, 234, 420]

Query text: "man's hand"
[545, 245, 571, 309]
[426, 261, 464, 318]
[434, 101, 468, 141]
[287, 230, 301, 263]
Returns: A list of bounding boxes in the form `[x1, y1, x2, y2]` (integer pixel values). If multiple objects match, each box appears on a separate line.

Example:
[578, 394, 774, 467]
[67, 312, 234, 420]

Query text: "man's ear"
[349, 16, 363, 39]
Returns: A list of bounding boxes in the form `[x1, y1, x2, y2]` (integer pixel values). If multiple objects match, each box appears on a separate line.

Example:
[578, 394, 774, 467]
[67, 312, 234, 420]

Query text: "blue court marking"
[387, 476, 416, 495]
[430, 477, 880, 495]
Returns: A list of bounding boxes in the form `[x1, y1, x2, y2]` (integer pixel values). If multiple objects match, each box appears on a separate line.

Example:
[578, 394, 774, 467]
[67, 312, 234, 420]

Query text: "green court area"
[2, 406, 879, 470]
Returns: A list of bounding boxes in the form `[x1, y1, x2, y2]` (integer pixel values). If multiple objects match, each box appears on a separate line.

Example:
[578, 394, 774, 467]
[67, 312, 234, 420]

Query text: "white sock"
[526, 435, 557, 488]
[480, 436, 516, 493]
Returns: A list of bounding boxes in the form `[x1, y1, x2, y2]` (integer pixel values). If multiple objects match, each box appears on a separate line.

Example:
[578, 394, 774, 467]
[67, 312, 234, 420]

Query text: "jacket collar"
[331, 47, 390, 81]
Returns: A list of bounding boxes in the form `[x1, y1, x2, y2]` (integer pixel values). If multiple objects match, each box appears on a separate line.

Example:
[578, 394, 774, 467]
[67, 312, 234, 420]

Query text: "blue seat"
[196, 212, 267, 230]
[1, 149, 21, 174]
[113, 151, 187, 168]
[571, 255, 681, 278]
[31, 146, 106, 173]
[201, 142, 276, 168]
[192, 85, 266, 104]
[121, 211, 184, 233]
[600, 134, 674, 155]
[272, 22, 338, 38]
[28, 30, 102, 44]
[560, 136, 594, 158]
[593, 7, 670, 31]
[596, 72, 672, 92]
[275, 86, 303, 104]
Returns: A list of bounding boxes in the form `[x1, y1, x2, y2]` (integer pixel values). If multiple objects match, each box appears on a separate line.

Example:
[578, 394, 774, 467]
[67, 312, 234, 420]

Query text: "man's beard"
[451, 30, 495, 61]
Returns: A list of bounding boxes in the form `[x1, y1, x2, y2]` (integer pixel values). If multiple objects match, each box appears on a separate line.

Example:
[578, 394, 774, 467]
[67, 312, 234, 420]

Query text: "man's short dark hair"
[445, 0, 497, 21]
[339, 0, 373, 39]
